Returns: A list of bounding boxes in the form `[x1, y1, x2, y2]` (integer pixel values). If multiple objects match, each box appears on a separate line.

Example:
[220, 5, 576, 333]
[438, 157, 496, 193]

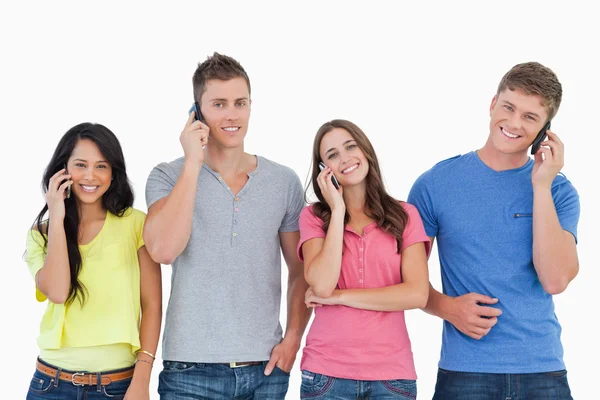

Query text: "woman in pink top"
[298, 119, 431, 399]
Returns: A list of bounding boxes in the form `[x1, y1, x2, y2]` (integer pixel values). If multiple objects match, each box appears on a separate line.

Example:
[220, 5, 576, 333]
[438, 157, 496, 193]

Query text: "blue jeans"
[432, 368, 573, 400]
[300, 370, 417, 399]
[158, 360, 290, 399]
[26, 358, 132, 400]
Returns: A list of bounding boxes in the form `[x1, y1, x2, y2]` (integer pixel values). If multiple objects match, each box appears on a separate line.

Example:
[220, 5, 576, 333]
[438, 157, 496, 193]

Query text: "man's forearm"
[423, 283, 451, 320]
[283, 269, 311, 345]
[144, 162, 202, 264]
[532, 186, 578, 294]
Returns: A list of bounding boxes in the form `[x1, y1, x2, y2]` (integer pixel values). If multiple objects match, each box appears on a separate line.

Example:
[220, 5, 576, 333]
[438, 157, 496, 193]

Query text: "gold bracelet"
[135, 359, 153, 367]
[137, 349, 156, 359]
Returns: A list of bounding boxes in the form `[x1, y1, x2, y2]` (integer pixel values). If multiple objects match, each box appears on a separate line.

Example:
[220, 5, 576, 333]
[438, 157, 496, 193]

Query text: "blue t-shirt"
[407, 151, 579, 373]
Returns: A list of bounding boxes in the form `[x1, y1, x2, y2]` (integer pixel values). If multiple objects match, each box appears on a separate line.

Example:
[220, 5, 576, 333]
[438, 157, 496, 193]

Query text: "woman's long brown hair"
[306, 119, 409, 253]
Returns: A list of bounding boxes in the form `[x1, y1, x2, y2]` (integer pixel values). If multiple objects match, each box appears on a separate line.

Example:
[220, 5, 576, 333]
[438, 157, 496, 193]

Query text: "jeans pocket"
[101, 388, 125, 399]
[300, 370, 335, 399]
[543, 369, 568, 378]
[274, 365, 291, 376]
[162, 360, 198, 373]
[101, 378, 131, 399]
[380, 379, 417, 399]
[28, 372, 55, 394]
[438, 367, 454, 374]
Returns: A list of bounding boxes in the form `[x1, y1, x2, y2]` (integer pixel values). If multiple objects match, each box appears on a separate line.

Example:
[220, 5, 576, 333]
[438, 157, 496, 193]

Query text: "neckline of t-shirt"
[469, 150, 533, 175]
[79, 210, 111, 248]
[344, 221, 378, 236]
[202, 154, 261, 178]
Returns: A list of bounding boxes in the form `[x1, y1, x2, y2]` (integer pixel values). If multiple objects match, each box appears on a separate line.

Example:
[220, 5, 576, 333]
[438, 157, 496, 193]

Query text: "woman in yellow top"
[25, 123, 162, 400]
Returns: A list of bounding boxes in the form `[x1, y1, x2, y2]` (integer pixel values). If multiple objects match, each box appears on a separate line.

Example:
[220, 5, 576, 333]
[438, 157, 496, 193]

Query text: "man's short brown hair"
[497, 62, 562, 121]
[192, 53, 251, 103]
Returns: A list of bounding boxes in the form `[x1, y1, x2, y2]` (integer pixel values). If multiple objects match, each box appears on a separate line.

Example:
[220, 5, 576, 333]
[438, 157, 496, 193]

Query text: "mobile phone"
[318, 162, 340, 189]
[530, 121, 551, 155]
[189, 102, 204, 122]
[63, 164, 71, 199]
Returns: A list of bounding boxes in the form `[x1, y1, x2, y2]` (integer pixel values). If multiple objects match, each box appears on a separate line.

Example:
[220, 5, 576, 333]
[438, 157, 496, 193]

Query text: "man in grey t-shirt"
[143, 53, 311, 399]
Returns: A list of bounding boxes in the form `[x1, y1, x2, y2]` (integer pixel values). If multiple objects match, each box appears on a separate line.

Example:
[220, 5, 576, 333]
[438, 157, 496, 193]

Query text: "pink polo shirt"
[297, 202, 430, 380]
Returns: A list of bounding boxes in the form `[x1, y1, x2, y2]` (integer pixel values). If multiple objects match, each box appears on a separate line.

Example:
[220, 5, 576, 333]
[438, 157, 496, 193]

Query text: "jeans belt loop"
[53, 368, 61, 387]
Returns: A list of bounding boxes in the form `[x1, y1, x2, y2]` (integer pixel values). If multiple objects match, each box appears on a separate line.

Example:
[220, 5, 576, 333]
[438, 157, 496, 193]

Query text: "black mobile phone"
[190, 101, 204, 122]
[63, 164, 71, 199]
[318, 162, 340, 189]
[530, 121, 551, 155]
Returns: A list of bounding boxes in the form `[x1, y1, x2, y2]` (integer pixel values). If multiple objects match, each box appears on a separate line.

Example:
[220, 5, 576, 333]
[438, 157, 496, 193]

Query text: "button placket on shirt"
[216, 174, 241, 246]
[359, 236, 365, 286]
[232, 196, 240, 245]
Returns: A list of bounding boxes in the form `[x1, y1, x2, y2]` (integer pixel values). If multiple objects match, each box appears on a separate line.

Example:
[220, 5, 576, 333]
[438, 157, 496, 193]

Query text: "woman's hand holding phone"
[317, 164, 345, 212]
[181, 110, 209, 165]
[46, 168, 72, 220]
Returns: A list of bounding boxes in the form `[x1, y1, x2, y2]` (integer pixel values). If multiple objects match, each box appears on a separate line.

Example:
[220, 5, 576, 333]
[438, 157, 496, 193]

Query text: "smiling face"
[199, 77, 251, 150]
[319, 127, 369, 188]
[66, 139, 112, 206]
[487, 88, 550, 155]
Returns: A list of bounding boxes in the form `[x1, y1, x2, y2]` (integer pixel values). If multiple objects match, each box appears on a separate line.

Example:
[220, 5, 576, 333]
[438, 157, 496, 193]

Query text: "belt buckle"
[229, 362, 246, 368]
[71, 372, 85, 386]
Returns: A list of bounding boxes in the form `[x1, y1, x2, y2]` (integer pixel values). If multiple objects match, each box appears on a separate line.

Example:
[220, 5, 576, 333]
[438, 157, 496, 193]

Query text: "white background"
[1, 1, 598, 399]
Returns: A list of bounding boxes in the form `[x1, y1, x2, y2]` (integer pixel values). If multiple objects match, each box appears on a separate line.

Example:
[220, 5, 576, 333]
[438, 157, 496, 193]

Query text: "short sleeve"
[407, 170, 438, 238]
[132, 209, 147, 250]
[25, 230, 48, 302]
[552, 178, 580, 243]
[400, 202, 432, 256]
[297, 206, 326, 262]
[279, 171, 305, 233]
[145, 162, 178, 209]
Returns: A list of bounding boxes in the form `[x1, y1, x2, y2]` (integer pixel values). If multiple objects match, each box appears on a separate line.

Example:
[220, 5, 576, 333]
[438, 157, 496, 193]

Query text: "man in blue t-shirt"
[408, 62, 579, 400]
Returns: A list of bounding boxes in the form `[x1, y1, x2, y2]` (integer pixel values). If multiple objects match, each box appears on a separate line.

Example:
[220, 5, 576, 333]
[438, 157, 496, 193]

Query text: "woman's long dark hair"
[32, 123, 134, 306]
[306, 119, 409, 253]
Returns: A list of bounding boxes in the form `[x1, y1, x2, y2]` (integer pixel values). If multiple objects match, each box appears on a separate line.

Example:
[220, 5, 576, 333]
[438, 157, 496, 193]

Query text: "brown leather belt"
[36, 360, 134, 386]
[223, 361, 263, 368]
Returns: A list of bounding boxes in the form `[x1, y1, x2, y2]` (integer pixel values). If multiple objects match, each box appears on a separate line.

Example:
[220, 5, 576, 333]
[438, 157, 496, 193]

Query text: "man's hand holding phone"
[531, 129, 564, 190]
[46, 168, 73, 221]
[317, 163, 344, 212]
[181, 109, 209, 165]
